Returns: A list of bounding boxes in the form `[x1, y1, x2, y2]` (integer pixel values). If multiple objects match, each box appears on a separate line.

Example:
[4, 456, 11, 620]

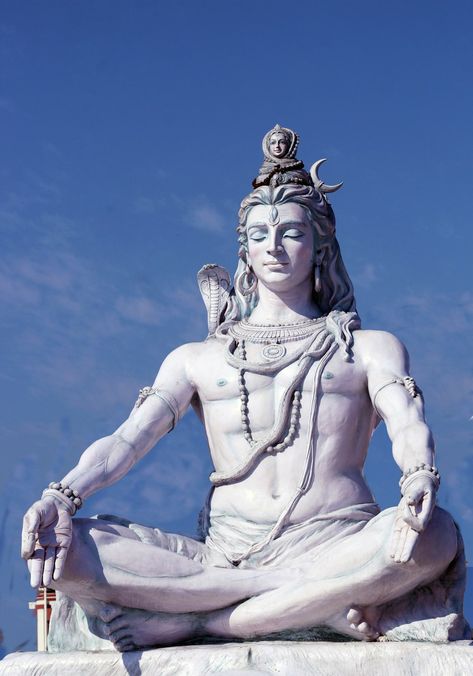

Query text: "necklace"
[237, 340, 302, 454]
[229, 316, 325, 344]
[229, 316, 325, 363]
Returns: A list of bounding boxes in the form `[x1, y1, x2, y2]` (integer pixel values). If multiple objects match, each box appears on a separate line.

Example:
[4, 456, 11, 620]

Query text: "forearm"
[59, 402, 175, 499]
[59, 433, 137, 499]
[390, 419, 435, 473]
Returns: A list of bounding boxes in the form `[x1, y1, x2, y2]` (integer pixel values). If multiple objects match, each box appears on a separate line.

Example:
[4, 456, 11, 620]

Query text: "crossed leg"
[204, 507, 458, 641]
[52, 517, 291, 613]
[52, 508, 458, 651]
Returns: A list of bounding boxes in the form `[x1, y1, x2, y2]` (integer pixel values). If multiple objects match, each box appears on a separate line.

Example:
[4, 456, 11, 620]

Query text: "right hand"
[389, 474, 436, 563]
[21, 497, 72, 587]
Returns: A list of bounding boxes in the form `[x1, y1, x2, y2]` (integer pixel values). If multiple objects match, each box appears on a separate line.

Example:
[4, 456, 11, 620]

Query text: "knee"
[72, 517, 129, 548]
[227, 603, 267, 639]
[415, 507, 457, 570]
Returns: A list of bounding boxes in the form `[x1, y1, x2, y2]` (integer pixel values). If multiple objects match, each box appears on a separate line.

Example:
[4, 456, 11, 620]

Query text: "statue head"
[269, 130, 290, 159]
[224, 183, 356, 320]
[262, 124, 299, 161]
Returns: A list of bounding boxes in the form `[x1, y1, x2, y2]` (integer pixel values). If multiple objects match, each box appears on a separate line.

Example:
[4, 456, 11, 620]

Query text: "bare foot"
[98, 602, 199, 652]
[346, 606, 381, 641]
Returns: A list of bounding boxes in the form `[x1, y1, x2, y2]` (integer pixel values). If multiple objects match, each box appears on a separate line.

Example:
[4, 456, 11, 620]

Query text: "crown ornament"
[253, 124, 343, 195]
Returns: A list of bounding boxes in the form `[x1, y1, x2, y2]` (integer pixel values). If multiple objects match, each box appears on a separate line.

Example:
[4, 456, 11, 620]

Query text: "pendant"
[261, 343, 287, 361]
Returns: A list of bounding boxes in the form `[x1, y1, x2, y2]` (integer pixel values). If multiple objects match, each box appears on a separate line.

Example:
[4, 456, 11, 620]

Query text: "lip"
[263, 261, 288, 269]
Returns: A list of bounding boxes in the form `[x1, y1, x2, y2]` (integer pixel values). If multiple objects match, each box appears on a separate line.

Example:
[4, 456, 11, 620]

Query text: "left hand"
[389, 474, 436, 563]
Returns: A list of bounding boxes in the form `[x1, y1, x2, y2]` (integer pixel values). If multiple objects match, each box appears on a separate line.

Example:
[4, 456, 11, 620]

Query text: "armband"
[134, 386, 180, 430]
[372, 375, 422, 416]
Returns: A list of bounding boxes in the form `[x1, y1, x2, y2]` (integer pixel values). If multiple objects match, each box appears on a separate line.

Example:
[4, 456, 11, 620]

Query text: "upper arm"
[151, 342, 198, 414]
[113, 343, 198, 458]
[357, 331, 425, 437]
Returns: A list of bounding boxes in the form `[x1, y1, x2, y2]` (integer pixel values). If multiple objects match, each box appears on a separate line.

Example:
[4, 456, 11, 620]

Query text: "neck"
[249, 279, 321, 324]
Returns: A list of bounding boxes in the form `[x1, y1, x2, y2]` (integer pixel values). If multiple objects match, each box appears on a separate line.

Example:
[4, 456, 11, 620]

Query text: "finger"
[53, 546, 69, 581]
[402, 501, 422, 532]
[393, 523, 409, 562]
[21, 510, 41, 559]
[30, 547, 45, 588]
[42, 547, 56, 587]
[417, 491, 435, 531]
[389, 515, 404, 558]
[399, 528, 419, 563]
[55, 527, 72, 550]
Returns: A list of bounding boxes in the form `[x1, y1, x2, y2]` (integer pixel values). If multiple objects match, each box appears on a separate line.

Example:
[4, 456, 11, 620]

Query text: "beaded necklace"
[238, 339, 303, 454]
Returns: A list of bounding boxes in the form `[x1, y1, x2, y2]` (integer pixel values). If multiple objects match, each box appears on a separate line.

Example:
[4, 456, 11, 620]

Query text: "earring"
[238, 264, 258, 296]
[315, 264, 321, 294]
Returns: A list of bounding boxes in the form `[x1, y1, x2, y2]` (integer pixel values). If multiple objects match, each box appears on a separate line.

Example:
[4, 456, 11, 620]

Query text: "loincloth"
[205, 502, 380, 567]
[98, 502, 380, 570]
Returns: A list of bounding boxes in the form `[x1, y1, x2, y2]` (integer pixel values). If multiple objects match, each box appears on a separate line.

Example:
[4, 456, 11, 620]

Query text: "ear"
[314, 248, 325, 267]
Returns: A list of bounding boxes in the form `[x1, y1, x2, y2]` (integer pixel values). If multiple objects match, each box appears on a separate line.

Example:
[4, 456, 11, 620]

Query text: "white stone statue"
[21, 125, 469, 652]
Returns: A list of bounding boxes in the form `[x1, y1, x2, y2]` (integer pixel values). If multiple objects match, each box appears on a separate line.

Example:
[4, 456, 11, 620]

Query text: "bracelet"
[42, 482, 83, 516]
[399, 464, 440, 495]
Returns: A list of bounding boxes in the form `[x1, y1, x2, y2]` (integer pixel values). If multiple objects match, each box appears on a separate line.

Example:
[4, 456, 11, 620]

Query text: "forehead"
[270, 132, 287, 141]
[246, 204, 309, 227]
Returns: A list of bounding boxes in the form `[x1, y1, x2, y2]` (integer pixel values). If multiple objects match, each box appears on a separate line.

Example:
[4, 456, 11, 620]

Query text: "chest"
[194, 341, 366, 404]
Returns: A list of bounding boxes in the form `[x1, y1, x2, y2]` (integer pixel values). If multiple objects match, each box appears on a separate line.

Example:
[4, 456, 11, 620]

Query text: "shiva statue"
[22, 124, 469, 651]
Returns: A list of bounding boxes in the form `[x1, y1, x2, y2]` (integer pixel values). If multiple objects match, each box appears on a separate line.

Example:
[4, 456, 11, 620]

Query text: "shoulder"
[158, 338, 225, 382]
[352, 329, 410, 372]
[160, 340, 210, 369]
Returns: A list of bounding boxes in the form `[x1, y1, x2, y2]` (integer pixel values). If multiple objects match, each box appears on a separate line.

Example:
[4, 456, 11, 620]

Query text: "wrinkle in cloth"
[98, 502, 381, 570]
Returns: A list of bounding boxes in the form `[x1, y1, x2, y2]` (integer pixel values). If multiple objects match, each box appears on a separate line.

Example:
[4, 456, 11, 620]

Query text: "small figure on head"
[253, 123, 312, 188]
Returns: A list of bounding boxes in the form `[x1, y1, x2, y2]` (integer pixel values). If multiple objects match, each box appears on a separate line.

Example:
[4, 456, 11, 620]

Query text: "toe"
[99, 603, 123, 623]
[121, 643, 135, 652]
[107, 616, 128, 633]
[115, 637, 135, 652]
[110, 629, 132, 643]
[347, 607, 362, 624]
[357, 621, 379, 641]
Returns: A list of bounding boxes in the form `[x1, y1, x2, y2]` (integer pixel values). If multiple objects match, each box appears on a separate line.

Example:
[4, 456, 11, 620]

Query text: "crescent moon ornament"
[310, 158, 343, 194]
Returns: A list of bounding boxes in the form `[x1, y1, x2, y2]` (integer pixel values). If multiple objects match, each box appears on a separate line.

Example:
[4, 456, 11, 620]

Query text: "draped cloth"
[204, 503, 381, 568]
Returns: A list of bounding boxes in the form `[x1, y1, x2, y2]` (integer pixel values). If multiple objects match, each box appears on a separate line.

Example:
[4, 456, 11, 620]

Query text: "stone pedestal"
[1, 641, 473, 675]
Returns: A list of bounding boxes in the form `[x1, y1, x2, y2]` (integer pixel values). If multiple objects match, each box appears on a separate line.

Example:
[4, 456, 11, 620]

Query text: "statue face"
[269, 132, 289, 158]
[246, 203, 314, 293]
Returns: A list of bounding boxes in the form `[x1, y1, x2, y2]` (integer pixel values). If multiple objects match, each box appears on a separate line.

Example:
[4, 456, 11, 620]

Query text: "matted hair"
[224, 184, 357, 321]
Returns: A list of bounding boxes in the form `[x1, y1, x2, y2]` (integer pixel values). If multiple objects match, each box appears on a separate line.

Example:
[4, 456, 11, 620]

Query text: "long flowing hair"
[223, 184, 357, 321]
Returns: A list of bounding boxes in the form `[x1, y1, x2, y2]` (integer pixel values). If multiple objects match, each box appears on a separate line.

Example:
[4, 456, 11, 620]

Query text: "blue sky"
[1, 1, 472, 651]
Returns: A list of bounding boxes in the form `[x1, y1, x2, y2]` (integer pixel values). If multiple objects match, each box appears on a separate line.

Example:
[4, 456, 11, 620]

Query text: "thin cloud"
[353, 262, 378, 288]
[115, 294, 163, 326]
[186, 199, 227, 233]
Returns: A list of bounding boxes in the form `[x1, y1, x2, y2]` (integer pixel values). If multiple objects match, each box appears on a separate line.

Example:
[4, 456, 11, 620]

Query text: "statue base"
[2, 641, 473, 675]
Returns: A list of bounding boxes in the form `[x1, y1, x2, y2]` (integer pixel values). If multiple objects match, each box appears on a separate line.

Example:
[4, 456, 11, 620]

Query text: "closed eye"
[283, 229, 304, 239]
[248, 229, 268, 242]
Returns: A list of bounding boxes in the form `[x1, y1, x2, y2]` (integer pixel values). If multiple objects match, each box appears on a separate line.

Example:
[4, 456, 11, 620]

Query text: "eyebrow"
[247, 221, 309, 230]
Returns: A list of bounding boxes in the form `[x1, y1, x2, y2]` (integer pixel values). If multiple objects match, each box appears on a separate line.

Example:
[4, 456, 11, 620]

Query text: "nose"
[266, 231, 282, 255]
